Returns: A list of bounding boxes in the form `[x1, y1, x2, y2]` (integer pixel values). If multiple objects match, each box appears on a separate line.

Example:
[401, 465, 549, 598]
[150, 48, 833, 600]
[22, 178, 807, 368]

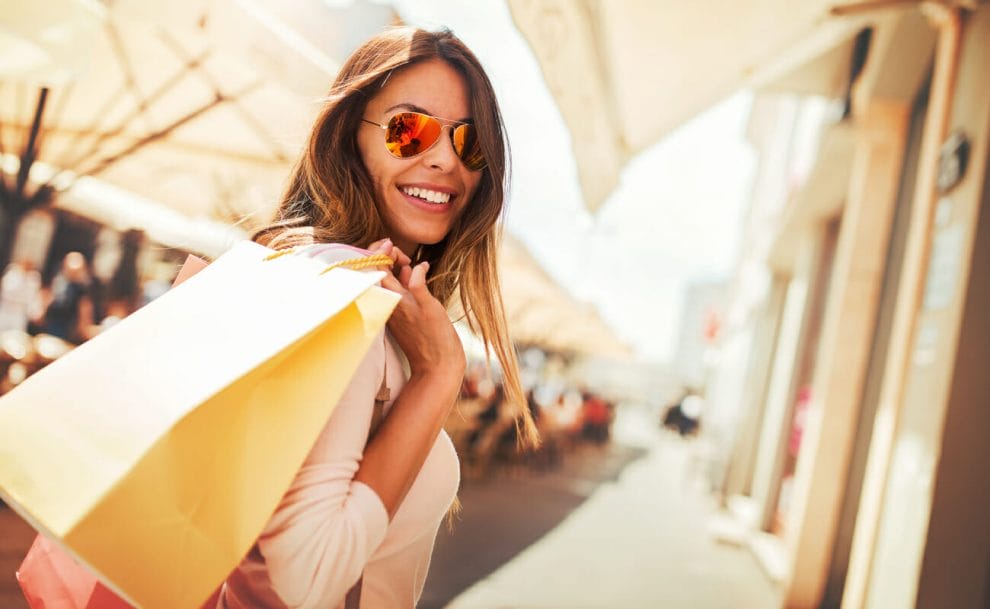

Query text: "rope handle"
[263, 247, 393, 275]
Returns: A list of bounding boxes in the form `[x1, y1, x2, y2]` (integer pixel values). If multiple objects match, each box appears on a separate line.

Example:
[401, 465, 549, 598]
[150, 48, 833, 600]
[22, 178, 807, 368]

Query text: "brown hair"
[254, 26, 538, 448]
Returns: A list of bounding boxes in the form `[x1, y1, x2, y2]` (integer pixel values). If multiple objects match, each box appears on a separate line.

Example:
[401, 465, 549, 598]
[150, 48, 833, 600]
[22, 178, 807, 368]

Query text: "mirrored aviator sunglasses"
[362, 111, 487, 171]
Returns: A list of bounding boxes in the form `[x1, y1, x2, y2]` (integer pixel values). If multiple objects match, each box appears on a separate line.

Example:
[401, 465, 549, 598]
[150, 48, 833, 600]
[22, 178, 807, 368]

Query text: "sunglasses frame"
[361, 111, 487, 171]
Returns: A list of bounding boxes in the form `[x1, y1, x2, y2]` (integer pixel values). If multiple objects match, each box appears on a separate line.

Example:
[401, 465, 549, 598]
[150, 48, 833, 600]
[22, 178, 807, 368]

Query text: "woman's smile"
[396, 182, 458, 212]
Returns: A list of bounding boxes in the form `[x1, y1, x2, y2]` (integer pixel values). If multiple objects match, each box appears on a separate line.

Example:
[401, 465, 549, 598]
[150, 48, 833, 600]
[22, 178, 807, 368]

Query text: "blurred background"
[1, 1, 989, 608]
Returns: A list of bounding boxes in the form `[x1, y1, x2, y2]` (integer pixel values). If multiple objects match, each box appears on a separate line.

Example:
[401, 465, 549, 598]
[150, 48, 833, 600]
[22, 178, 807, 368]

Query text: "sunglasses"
[362, 111, 486, 171]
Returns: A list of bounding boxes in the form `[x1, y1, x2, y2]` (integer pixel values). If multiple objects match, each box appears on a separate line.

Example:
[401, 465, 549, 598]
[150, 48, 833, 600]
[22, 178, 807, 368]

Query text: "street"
[0, 404, 780, 608]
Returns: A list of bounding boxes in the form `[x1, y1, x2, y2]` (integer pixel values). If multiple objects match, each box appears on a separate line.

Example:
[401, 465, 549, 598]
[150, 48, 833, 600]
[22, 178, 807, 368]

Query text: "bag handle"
[263, 247, 393, 275]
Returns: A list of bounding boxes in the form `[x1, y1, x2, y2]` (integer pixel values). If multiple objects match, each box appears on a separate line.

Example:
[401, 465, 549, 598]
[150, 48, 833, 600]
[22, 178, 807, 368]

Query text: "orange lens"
[383, 112, 486, 170]
[385, 113, 442, 158]
[452, 124, 486, 171]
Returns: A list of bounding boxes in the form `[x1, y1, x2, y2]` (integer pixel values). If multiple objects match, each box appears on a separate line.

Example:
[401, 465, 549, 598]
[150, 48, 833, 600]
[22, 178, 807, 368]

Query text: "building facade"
[707, 4, 990, 608]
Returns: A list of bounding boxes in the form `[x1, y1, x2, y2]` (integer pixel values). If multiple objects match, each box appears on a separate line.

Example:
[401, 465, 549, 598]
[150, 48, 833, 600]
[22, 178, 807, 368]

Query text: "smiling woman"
[221, 26, 539, 609]
[356, 60, 483, 254]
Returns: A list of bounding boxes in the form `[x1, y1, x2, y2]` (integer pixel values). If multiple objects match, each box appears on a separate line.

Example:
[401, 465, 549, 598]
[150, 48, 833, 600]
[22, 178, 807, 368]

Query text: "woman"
[221, 26, 539, 609]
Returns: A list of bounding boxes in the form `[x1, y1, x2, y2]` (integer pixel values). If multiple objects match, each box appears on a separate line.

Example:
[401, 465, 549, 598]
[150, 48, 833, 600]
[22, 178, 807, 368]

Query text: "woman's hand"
[373, 240, 466, 385]
[352, 239, 466, 518]
[368, 238, 411, 274]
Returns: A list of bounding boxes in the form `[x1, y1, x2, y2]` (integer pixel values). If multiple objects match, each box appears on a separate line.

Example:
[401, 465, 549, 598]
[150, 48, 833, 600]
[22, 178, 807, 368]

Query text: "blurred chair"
[466, 409, 518, 479]
[33, 333, 74, 371]
[446, 398, 488, 451]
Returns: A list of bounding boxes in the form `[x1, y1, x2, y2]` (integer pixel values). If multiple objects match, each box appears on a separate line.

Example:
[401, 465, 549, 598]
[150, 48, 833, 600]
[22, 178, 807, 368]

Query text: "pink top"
[220, 244, 461, 609]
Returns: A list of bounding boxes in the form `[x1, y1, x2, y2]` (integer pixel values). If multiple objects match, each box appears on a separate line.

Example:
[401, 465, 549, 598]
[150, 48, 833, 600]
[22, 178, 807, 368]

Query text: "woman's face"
[358, 59, 484, 254]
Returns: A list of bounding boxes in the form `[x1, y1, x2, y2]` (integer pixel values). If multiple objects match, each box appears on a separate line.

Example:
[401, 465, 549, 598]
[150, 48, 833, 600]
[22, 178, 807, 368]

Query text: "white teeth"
[402, 186, 451, 204]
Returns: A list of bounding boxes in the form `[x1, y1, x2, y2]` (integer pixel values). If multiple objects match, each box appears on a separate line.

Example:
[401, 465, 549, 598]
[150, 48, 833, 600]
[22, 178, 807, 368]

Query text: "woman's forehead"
[369, 59, 472, 121]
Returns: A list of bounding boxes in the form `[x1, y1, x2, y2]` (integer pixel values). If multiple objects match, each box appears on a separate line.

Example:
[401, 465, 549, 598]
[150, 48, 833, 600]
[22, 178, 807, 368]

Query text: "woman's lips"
[396, 186, 455, 213]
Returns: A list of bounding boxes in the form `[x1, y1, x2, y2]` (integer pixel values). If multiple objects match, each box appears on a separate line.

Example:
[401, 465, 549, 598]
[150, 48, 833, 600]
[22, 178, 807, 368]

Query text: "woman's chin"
[388, 226, 450, 252]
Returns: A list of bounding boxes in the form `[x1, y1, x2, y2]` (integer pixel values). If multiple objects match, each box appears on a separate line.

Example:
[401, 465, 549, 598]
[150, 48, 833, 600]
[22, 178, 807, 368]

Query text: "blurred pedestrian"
[219, 26, 539, 609]
[0, 259, 42, 333]
[39, 252, 97, 344]
[581, 391, 613, 444]
[662, 390, 703, 436]
[140, 261, 175, 308]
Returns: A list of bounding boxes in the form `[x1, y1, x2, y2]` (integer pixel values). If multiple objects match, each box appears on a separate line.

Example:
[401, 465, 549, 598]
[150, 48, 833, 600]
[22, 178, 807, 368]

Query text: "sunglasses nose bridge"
[420, 123, 463, 168]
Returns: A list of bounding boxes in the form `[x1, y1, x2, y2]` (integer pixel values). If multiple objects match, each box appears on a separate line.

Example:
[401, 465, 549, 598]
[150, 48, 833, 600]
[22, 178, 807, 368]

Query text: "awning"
[507, 0, 879, 212]
[499, 234, 631, 358]
[0, 0, 396, 222]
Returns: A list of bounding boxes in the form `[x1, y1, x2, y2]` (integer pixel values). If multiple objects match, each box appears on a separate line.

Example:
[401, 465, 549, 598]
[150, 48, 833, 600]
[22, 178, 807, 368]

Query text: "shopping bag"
[16, 533, 140, 609]
[172, 253, 210, 286]
[14, 253, 221, 609]
[0, 240, 399, 609]
[16, 533, 223, 609]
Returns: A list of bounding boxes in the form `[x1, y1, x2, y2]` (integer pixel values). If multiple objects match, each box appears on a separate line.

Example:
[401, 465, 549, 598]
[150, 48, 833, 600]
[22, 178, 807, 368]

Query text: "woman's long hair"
[254, 26, 538, 448]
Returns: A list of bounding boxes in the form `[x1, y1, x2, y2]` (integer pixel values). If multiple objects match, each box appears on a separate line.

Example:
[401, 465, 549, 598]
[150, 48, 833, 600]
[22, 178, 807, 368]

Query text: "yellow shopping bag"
[0, 241, 399, 609]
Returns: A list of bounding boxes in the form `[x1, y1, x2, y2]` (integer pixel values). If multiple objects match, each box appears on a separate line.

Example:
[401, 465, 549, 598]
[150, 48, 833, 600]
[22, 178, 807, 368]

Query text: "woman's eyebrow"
[382, 103, 472, 123]
[384, 102, 429, 114]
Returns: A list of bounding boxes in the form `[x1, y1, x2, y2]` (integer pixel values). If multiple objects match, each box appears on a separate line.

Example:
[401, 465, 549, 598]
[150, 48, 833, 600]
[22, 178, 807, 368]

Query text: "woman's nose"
[421, 127, 460, 171]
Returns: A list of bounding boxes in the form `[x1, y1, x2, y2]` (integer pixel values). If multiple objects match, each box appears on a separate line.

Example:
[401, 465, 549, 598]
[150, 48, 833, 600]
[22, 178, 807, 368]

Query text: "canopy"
[507, 0, 879, 212]
[0, 0, 396, 223]
[499, 234, 631, 358]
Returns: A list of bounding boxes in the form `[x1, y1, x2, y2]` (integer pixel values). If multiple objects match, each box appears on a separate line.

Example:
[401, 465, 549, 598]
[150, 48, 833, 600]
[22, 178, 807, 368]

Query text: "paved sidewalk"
[422, 435, 648, 608]
[443, 405, 782, 609]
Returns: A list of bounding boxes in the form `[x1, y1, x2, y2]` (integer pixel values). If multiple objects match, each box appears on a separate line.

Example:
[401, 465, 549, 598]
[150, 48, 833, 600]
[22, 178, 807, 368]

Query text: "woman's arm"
[255, 339, 390, 608]
[353, 365, 462, 518]
[251, 244, 464, 608]
[354, 246, 466, 518]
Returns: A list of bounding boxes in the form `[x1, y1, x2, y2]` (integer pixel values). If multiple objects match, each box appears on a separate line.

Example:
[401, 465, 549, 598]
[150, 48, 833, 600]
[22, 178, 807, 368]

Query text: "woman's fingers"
[379, 272, 405, 296]
[407, 262, 431, 303]
[369, 240, 398, 267]
[392, 246, 412, 268]
[369, 238, 409, 261]
[398, 264, 413, 286]
[371, 239, 406, 268]
[383, 261, 434, 306]
[379, 258, 461, 376]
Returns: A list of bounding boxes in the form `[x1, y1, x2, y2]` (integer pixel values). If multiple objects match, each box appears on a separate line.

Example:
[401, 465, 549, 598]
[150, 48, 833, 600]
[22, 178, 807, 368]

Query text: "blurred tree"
[0, 87, 54, 274]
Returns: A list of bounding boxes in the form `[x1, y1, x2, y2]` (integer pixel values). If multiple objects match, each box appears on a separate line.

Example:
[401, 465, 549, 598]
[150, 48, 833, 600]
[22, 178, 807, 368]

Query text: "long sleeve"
[253, 335, 390, 609]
